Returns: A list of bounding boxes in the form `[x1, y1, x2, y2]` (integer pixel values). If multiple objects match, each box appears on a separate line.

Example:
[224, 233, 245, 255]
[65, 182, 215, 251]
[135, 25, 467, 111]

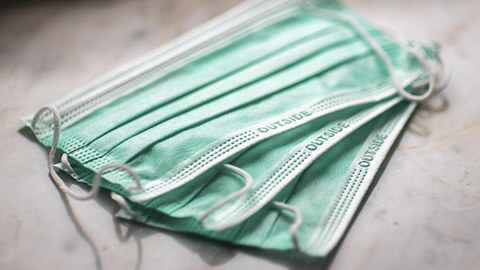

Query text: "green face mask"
[22, 0, 448, 257]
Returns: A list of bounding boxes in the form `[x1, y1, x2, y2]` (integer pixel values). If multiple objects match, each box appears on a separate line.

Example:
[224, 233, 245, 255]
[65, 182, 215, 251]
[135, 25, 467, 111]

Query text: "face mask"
[115, 101, 416, 256]
[22, 0, 448, 257]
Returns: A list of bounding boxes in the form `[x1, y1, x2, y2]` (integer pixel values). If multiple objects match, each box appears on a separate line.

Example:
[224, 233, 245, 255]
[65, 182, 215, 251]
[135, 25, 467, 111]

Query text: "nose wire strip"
[32, 105, 142, 214]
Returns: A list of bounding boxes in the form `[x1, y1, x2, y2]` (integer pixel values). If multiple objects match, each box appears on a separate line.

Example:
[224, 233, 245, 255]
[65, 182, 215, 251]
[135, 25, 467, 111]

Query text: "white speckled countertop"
[1, 0, 479, 269]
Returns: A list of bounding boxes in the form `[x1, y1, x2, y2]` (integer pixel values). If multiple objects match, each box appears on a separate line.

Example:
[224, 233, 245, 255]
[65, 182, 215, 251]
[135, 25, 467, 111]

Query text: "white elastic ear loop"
[303, 1, 436, 102]
[380, 31, 450, 95]
[58, 155, 140, 217]
[32, 106, 143, 204]
[95, 164, 143, 217]
[94, 164, 143, 194]
[32, 106, 91, 200]
[408, 39, 450, 94]
[199, 164, 253, 227]
[60, 153, 74, 172]
[405, 42, 450, 97]
[272, 201, 302, 251]
[58, 154, 141, 216]
[111, 192, 137, 217]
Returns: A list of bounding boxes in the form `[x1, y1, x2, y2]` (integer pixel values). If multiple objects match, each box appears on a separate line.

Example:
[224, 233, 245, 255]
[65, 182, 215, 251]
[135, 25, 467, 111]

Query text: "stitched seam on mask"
[321, 116, 399, 237]
[323, 168, 367, 238]
[308, 104, 414, 253]
[318, 132, 395, 245]
[314, 168, 369, 250]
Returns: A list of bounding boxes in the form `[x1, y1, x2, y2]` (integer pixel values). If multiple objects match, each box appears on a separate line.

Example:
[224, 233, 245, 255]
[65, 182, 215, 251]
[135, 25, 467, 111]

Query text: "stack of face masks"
[22, 0, 448, 257]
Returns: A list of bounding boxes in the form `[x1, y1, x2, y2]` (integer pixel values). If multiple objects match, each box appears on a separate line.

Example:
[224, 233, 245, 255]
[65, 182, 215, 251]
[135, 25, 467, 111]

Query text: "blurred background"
[1, 0, 479, 269]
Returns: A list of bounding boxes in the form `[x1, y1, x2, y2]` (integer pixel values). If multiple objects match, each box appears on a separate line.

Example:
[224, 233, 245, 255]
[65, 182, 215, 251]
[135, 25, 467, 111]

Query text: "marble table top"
[1, 0, 478, 269]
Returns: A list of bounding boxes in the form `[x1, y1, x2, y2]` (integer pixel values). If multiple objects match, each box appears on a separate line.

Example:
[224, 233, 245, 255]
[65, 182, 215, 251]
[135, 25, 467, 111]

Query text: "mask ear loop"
[199, 164, 253, 227]
[32, 106, 143, 215]
[54, 153, 139, 217]
[55, 153, 75, 172]
[111, 192, 137, 217]
[32, 105, 92, 200]
[303, 1, 437, 102]
[414, 43, 451, 94]
[413, 39, 451, 93]
[401, 42, 450, 113]
[379, 29, 450, 96]
[272, 201, 302, 251]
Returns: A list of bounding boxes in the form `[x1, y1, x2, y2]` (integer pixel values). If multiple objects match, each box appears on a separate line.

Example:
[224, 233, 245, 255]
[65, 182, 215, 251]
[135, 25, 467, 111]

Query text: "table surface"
[1, 0, 479, 269]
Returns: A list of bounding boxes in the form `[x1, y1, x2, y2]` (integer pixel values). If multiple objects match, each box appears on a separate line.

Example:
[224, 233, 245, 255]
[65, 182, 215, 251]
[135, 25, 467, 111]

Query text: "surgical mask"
[22, 0, 448, 257]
